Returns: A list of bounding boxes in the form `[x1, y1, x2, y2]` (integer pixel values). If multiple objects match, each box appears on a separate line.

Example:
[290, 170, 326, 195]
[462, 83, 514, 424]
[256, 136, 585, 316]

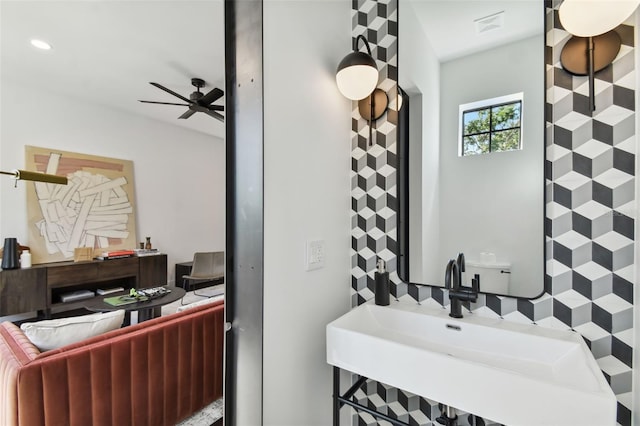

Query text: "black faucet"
[445, 253, 479, 318]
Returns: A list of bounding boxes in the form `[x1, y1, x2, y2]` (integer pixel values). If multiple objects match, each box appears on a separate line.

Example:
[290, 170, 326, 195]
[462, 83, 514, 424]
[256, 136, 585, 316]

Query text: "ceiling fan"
[139, 78, 224, 122]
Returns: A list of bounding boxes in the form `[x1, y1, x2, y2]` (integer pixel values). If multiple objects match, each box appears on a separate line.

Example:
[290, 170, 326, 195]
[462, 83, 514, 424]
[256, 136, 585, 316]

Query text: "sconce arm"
[355, 34, 373, 57]
[0, 169, 68, 185]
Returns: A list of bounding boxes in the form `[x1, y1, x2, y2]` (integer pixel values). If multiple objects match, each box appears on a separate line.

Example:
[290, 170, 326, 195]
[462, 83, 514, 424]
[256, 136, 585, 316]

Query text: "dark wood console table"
[0, 254, 167, 318]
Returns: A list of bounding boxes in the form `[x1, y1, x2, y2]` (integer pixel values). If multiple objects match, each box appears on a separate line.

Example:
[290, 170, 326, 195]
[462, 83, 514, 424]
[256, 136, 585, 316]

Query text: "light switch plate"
[305, 239, 325, 271]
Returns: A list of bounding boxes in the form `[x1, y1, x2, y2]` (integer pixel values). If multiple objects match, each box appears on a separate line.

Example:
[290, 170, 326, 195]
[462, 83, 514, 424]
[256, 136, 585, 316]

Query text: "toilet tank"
[465, 261, 511, 295]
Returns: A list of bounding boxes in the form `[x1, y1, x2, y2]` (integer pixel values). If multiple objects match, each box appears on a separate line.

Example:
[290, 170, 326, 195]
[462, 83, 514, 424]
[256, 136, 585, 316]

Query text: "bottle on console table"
[20, 250, 31, 268]
[1, 238, 20, 270]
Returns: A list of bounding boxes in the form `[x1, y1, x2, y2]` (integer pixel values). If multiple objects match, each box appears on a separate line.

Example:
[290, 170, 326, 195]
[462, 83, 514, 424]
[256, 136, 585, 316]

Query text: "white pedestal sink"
[326, 300, 616, 426]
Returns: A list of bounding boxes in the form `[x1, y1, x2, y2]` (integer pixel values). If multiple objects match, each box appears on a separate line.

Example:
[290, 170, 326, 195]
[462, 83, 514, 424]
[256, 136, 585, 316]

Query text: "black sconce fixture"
[0, 169, 68, 186]
[336, 34, 389, 147]
[559, 0, 639, 114]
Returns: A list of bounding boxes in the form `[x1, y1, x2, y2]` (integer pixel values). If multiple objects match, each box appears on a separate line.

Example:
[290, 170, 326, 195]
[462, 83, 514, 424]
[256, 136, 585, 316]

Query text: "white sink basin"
[326, 300, 616, 426]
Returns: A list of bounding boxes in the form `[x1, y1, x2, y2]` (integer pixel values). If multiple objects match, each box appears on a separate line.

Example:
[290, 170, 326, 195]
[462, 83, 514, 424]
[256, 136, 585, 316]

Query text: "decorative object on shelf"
[25, 146, 138, 264]
[73, 247, 94, 262]
[20, 250, 32, 268]
[0, 169, 68, 186]
[145, 237, 152, 250]
[134, 248, 160, 257]
[559, 0, 640, 113]
[336, 34, 389, 148]
[95, 249, 135, 260]
[136, 286, 171, 299]
[1, 238, 20, 270]
[59, 289, 95, 303]
[139, 242, 145, 249]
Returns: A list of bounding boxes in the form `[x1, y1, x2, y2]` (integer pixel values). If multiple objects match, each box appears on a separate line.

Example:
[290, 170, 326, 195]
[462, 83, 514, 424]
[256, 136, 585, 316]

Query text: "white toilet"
[465, 261, 511, 295]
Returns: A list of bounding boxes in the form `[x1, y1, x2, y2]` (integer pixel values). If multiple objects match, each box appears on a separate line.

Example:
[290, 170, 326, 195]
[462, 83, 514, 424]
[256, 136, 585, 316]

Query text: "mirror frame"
[396, 1, 547, 301]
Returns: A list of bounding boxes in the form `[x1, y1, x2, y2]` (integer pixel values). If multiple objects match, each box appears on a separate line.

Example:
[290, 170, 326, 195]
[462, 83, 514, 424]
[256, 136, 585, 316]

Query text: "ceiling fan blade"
[208, 105, 224, 111]
[205, 110, 224, 122]
[139, 100, 190, 106]
[198, 87, 224, 106]
[149, 82, 193, 104]
[178, 109, 197, 120]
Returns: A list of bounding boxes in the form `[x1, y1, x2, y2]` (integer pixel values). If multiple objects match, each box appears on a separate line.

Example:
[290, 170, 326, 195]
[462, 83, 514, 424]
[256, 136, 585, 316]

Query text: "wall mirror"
[397, 0, 545, 298]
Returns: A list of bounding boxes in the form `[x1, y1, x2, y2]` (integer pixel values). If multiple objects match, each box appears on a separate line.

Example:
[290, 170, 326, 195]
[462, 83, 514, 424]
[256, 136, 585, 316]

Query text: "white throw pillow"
[20, 310, 125, 351]
[176, 294, 224, 313]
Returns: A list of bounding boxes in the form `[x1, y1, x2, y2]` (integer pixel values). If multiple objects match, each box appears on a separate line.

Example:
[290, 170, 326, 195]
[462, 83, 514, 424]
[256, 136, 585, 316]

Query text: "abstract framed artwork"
[25, 146, 138, 264]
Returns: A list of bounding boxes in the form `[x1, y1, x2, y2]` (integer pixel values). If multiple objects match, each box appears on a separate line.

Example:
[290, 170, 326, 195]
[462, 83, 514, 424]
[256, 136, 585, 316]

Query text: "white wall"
[399, 0, 441, 284]
[439, 35, 544, 297]
[0, 80, 225, 283]
[263, 0, 351, 424]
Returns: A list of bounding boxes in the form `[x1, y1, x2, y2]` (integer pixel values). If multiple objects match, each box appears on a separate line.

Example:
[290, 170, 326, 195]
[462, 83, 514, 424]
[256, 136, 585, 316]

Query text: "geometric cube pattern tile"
[545, 2, 636, 423]
[350, 1, 635, 425]
[351, 0, 403, 310]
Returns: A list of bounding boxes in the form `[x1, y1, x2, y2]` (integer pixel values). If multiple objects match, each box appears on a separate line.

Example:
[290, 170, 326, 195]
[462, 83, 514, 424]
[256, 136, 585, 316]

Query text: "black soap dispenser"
[375, 259, 390, 306]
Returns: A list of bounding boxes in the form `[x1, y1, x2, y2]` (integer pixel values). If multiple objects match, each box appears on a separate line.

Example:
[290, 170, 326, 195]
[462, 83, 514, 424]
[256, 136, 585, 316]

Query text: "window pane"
[491, 102, 521, 131]
[463, 134, 489, 155]
[490, 129, 520, 152]
[459, 94, 523, 157]
[463, 108, 490, 135]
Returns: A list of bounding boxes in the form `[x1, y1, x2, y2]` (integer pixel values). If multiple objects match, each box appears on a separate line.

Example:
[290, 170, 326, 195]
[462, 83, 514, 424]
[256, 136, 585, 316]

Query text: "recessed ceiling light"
[30, 39, 52, 50]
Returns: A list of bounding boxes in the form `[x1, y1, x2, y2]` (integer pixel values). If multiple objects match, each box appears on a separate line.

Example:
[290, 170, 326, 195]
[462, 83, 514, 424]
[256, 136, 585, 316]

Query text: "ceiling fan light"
[141, 79, 224, 122]
[559, 0, 640, 37]
[30, 39, 52, 50]
[336, 51, 379, 100]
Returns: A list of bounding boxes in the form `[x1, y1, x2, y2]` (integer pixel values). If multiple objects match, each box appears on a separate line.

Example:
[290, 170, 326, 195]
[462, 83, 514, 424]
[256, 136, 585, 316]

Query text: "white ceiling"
[1, 0, 541, 138]
[1, 0, 225, 138]
[409, 0, 543, 62]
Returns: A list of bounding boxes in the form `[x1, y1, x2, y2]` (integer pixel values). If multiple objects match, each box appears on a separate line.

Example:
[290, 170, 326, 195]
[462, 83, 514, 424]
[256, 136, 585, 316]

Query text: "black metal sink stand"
[333, 366, 411, 426]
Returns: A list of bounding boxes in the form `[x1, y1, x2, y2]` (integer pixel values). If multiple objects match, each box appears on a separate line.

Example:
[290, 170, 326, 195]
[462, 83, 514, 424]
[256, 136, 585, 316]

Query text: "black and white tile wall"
[350, 1, 636, 425]
[351, 0, 401, 307]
